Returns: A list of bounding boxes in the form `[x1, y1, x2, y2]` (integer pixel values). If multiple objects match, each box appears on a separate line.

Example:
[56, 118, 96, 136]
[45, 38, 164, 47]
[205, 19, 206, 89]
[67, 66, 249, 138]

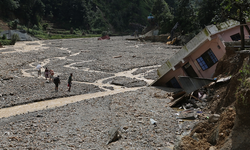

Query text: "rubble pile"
[174, 45, 250, 150]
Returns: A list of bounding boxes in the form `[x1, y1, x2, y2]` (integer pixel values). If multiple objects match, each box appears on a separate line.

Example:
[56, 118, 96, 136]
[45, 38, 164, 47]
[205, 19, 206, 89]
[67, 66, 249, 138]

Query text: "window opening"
[196, 49, 218, 71]
[230, 33, 241, 41]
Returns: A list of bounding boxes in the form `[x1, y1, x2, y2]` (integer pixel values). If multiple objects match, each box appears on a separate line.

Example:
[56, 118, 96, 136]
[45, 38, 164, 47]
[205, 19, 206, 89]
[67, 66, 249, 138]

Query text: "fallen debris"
[150, 118, 157, 125]
[106, 126, 121, 145]
[177, 109, 197, 120]
[168, 94, 187, 107]
[190, 95, 203, 102]
[216, 76, 232, 83]
[113, 55, 122, 58]
[172, 90, 186, 99]
[208, 114, 220, 123]
[98, 35, 110, 40]
[178, 76, 215, 94]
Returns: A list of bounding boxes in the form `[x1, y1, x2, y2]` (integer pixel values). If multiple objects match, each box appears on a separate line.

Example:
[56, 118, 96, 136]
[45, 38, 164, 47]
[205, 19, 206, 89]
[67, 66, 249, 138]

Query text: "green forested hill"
[1, 0, 246, 35]
[0, 0, 155, 33]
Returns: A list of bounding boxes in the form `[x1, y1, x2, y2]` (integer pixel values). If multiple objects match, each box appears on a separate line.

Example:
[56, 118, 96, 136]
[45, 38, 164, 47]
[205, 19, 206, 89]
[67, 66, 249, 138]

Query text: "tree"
[15, 0, 45, 27]
[198, 0, 223, 27]
[0, 0, 19, 18]
[219, 0, 250, 50]
[90, 0, 154, 32]
[164, 0, 175, 9]
[151, 0, 173, 34]
[173, 0, 200, 34]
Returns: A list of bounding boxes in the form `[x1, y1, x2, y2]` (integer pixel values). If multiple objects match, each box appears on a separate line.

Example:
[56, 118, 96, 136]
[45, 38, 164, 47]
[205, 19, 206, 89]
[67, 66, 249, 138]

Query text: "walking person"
[44, 67, 49, 80]
[68, 73, 73, 92]
[49, 69, 54, 82]
[53, 75, 60, 92]
[36, 64, 42, 77]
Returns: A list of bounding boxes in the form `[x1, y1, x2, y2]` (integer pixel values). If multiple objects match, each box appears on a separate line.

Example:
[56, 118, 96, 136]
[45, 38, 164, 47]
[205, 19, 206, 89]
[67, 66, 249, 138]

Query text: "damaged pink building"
[151, 20, 250, 88]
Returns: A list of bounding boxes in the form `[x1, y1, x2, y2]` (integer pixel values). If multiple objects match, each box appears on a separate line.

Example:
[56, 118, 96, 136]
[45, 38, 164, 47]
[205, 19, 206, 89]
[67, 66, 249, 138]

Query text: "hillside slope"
[175, 43, 250, 150]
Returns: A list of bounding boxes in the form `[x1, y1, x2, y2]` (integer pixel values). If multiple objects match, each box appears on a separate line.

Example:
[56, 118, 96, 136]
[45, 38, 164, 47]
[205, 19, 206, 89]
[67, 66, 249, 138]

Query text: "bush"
[10, 33, 20, 45]
[2, 34, 7, 40]
[8, 19, 19, 30]
[0, 40, 12, 45]
[42, 23, 48, 31]
[17, 25, 23, 30]
[91, 28, 102, 34]
[33, 25, 40, 30]
[102, 31, 108, 36]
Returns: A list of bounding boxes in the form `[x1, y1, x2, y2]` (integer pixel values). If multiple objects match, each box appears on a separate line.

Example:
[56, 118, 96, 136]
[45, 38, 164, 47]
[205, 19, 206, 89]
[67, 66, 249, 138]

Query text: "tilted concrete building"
[151, 20, 250, 88]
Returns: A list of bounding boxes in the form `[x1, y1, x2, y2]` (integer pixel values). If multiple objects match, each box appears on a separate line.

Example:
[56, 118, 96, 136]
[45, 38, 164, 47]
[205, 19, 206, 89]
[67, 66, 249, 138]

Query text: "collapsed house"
[151, 20, 250, 89]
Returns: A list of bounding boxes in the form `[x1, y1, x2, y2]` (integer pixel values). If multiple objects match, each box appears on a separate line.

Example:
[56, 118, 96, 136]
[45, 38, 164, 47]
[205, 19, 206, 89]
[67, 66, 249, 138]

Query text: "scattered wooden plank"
[172, 91, 186, 99]
[190, 95, 203, 102]
[168, 94, 187, 107]
[113, 55, 122, 58]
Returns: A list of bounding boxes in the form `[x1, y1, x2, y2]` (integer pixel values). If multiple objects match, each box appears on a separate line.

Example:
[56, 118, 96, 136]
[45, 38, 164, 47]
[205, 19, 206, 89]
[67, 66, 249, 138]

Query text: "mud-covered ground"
[0, 87, 183, 149]
[0, 36, 193, 149]
[0, 36, 181, 108]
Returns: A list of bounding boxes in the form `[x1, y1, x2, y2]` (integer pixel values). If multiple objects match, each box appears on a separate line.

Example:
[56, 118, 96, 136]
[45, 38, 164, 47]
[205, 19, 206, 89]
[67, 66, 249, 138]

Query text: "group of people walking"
[36, 64, 73, 92]
[44, 67, 54, 82]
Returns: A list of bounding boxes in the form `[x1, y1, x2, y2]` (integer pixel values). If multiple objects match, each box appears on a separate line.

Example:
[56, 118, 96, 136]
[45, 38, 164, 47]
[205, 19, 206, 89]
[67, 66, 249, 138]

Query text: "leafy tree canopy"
[151, 0, 173, 34]
[2, 0, 250, 37]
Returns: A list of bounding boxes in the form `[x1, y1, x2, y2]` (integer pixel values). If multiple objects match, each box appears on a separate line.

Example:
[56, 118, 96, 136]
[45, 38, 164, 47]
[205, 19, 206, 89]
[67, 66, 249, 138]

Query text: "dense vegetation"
[0, 0, 250, 36]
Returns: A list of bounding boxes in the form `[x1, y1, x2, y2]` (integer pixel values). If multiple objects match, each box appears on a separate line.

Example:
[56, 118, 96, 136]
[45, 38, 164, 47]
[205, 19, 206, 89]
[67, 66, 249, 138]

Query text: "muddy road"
[0, 36, 183, 149]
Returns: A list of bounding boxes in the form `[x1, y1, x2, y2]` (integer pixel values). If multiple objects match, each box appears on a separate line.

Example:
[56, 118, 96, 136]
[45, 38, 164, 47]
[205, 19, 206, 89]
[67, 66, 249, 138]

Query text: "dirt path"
[0, 87, 141, 118]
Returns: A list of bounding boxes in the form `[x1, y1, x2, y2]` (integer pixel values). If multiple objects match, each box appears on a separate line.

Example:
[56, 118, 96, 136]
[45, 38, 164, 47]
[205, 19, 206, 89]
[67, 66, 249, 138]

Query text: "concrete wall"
[156, 28, 211, 80]
[154, 65, 186, 87]
[154, 37, 224, 86]
[216, 25, 250, 42]
[188, 37, 225, 78]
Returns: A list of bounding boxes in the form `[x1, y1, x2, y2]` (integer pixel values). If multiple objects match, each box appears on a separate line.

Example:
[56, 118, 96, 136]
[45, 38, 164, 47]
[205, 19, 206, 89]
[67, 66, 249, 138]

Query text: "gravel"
[0, 87, 180, 149]
[0, 36, 190, 149]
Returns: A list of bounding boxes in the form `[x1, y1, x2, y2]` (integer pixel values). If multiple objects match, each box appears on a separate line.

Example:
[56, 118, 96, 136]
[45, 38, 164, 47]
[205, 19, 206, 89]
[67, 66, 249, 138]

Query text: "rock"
[209, 146, 216, 150]
[207, 125, 219, 145]
[192, 132, 199, 141]
[36, 114, 43, 117]
[208, 114, 220, 123]
[150, 118, 157, 125]
[122, 126, 128, 130]
[106, 126, 121, 145]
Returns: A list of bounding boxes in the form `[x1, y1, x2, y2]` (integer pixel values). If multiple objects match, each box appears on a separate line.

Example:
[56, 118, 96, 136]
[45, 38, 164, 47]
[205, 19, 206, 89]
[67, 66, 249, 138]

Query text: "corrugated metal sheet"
[178, 76, 215, 94]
